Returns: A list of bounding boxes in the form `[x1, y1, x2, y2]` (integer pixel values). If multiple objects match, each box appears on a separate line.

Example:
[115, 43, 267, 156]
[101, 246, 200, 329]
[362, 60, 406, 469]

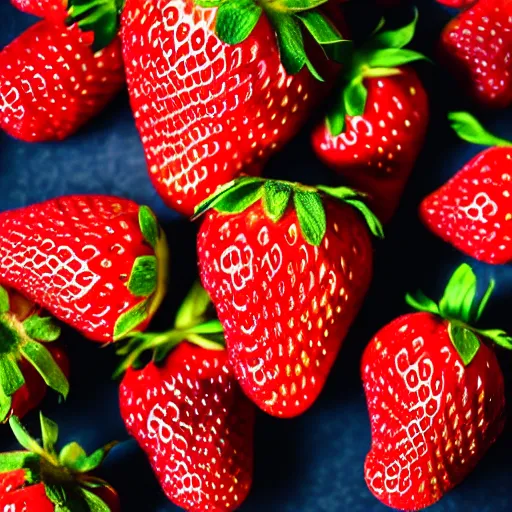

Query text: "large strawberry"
[10, 0, 68, 23]
[439, 0, 512, 109]
[117, 282, 255, 511]
[196, 177, 382, 417]
[311, 13, 429, 223]
[0, 195, 168, 343]
[363, 264, 510, 511]
[0, 285, 69, 423]
[420, 112, 512, 264]
[0, 413, 120, 511]
[66, 0, 349, 216]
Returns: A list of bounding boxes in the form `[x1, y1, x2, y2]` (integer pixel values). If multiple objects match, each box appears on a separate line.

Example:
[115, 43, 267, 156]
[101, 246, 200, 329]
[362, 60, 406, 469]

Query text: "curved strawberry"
[117, 283, 255, 511]
[0, 413, 120, 511]
[363, 264, 510, 510]
[196, 178, 382, 417]
[312, 13, 429, 223]
[10, 0, 68, 23]
[420, 112, 512, 264]
[0, 196, 169, 343]
[439, 0, 512, 109]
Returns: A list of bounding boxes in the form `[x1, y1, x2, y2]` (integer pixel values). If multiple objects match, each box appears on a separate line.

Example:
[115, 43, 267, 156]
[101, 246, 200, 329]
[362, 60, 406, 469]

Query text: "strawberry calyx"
[326, 9, 428, 136]
[195, 0, 352, 80]
[0, 286, 69, 422]
[406, 264, 512, 366]
[113, 206, 169, 341]
[114, 282, 224, 378]
[449, 112, 512, 148]
[1, 413, 117, 511]
[193, 176, 384, 246]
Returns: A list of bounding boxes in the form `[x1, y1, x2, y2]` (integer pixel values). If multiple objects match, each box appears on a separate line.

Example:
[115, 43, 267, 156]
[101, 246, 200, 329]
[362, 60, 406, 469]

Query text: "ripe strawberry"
[0, 285, 69, 423]
[0, 413, 120, 511]
[196, 177, 382, 417]
[0, 18, 125, 143]
[312, 13, 429, 223]
[439, 0, 512, 108]
[0, 195, 169, 343]
[66, 0, 349, 216]
[10, 0, 68, 23]
[117, 283, 255, 511]
[420, 112, 512, 264]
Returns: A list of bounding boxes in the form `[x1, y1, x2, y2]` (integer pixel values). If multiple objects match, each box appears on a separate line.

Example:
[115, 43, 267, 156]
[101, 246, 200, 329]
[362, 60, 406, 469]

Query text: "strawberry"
[0, 285, 69, 423]
[0, 195, 169, 343]
[10, 0, 68, 23]
[66, 0, 349, 216]
[311, 13, 429, 223]
[420, 112, 512, 264]
[439, 0, 512, 109]
[117, 283, 255, 511]
[436, 0, 477, 7]
[363, 264, 510, 510]
[0, 413, 120, 511]
[0, 17, 125, 143]
[195, 177, 382, 417]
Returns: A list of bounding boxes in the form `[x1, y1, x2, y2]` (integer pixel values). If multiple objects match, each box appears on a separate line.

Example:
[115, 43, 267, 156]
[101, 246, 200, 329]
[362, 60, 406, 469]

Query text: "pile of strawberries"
[0, 0, 511, 510]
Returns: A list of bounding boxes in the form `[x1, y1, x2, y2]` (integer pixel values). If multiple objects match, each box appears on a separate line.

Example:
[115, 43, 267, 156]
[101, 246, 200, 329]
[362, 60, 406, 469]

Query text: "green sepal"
[473, 328, 512, 350]
[0, 286, 9, 314]
[80, 488, 111, 512]
[295, 11, 344, 46]
[195, 0, 221, 6]
[45, 483, 68, 507]
[325, 96, 346, 137]
[363, 48, 428, 69]
[59, 442, 87, 470]
[263, 181, 292, 222]
[0, 356, 25, 396]
[282, 0, 328, 11]
[187, 319, 224, 334]
[215, 0, 263, 45]
[174, 282, 212, 330]
[20, 341, 69, 399]
[405, 290, 439, 315]
[23, 315, 61, 342]
[367, 8, 418, 50]
[9, 416, 45, 456]
[0, 451, 39, 475]
[293, 190, 327, 246]
[0, 387, 12, 423]
[439, 263, 478, 323]
[66, 442, 117, 474]
[128, 256, 158, 297]
[343, 77, 368, 117]
[138, 205, 159, 249]
[448, 112, 512, 148]
[448, 323, 481, 366]
[40, 412, 59, 455]
[113, 300, 149, 341]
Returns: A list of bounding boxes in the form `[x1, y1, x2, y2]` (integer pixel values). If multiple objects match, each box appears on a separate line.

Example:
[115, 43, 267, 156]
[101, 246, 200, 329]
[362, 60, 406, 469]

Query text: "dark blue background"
[1, 1, 511, 510]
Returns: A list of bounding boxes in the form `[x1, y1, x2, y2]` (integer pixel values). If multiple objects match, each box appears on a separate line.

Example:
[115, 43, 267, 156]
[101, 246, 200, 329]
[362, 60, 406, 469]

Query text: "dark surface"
[1, 1, 511, 511]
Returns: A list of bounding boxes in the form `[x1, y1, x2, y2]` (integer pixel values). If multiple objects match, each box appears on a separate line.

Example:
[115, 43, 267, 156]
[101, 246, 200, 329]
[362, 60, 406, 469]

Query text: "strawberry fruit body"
[197, 178, 382, 417]
[439, 0, 512, 109]
[363, 264, 510, 510]
[420, 112, 512, 264]
[0, 196, 169, 342]
[312, 14, 429, 223]
[436, 0, 477, 7]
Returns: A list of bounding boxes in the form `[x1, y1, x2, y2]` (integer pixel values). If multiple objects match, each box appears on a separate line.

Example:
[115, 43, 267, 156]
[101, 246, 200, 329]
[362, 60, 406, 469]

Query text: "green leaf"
[325, 98, 346, 137]
[128, 256, 158, 297]
[212, 181, 264, 214]
[448, 323, 480, 366]
[187, 333, 226, 351]
[323, 39, 354, 64]
[215, 0, 263, 45]
[0, 451, 39, 473]
[40, 413, 59, 455]
[282, 0, 328, 10]
[293, 190, 327, 246]
[263, 181, 292, 222]
[113, 300, 149, 341]
[345, 198, 385, 238]
[45, 483, 67, 507]
[362, 67, 402, 78]
[343, 78, 368, 117]
[405, 291, 440, 315]
[59, 442, 87, 470]
[474, 328, 512, 349]
[369, 8, 419, 50]
[304, 57, 324, 81]
[0, 356, 25, 396]
[195, 0, 222, 6]
[439, 264, 476, 322]
[187, 319, 225, 335]
[74, 442, 117, 473]
[9, 416, 45, 455]
[80, 488, 111, 512]
[138, 206, 159, 249]
[0, 286, 9, 314]
[23, 315, 61, 342]
[448, 112, 512, 148]
[315, 185, 360, 201]
[364, 48, 428, 69]
[0, 386, 12, 423]
[475, 278, 495, 322]
[20, 341, 69, 398]
[295, 11, 343, 45]
[174, 282, 212, 330]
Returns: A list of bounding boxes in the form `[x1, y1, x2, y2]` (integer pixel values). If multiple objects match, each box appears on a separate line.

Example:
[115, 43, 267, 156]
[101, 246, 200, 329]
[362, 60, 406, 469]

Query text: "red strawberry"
[196, 178, 382, 417]
[363, 264, 510, 510]
[312, 14, 429, 223]
[439, 0, 512, 109]
[0, 19, 125, 142]
[67, 0, 349, 216]
[117, 283, 255, 511]
[420, 112, 512, 264]
[436, 0, 477, 7]
[10, 0, 68, 23]
[0, 285, 69, 423]
[0, 413, 120, 511]
[0, 195, 169, 342]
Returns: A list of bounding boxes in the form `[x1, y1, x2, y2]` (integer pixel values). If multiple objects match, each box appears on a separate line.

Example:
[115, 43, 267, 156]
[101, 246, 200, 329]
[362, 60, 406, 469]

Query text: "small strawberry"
[117, 283, 255, 511]
[66, 0, 349, 216]
[196, 177, 382, 417]
[312, 13, 429, 223]
[0, 195, 169, 343]
[0, 18, 125, 143]
[0, 286, 69, 423]
[439, 0, 512, 109]
[10, 0, 68, 23]
[363, 264, 510, 511]
[420, 112, 512, 264]
[0, 413, 120, 511]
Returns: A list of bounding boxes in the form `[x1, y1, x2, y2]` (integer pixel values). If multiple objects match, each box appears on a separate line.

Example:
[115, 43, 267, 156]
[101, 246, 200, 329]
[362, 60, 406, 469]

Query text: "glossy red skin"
[10, 0, 67, 23]
[0, 196, 159, 342]
[198, 200, 374, 417]
[439, 0, 512, 109]
[0, 21, 124, 143]
[312, 68, 429, 223]
[362, 312, 505, 510]
[120, 0, 342, 217]
[120, 342, 255, 511]
[420, 147, 512, 264]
